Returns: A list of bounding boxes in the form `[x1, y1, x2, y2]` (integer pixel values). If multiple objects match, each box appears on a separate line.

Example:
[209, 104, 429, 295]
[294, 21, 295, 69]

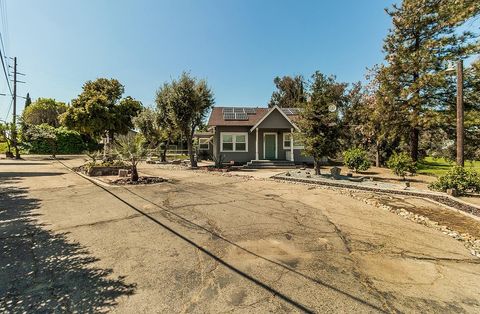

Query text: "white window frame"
[283, 132, 304, 149]
[198, 138, 210, 150]
[220, 132, 248, 152]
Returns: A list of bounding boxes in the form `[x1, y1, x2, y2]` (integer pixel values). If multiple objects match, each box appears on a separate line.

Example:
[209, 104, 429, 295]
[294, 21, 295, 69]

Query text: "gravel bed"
[275, 172, 480, 218]
[346, 191, 480, 258]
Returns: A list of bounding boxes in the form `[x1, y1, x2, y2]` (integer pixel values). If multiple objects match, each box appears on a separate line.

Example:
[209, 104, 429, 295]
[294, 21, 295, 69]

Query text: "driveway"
[1, 156, 480, 313]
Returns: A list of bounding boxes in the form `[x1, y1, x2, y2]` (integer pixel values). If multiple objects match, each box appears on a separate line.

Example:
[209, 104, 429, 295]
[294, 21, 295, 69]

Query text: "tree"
[298, 72, 347, 175]
[163, 73, 214, 168]
[269, 75, 307, 108]
[114, 134, 147, 182]
[25, 124, 58, 158]
[133, 107, 161, 149]
[61, 78, 142, 157]
[380, 0, 480, 162]
[155, 83, 181, 162]
[22, 98, 67, 127]
[0, 122, 14, 157]
[24, 93, 32, 108]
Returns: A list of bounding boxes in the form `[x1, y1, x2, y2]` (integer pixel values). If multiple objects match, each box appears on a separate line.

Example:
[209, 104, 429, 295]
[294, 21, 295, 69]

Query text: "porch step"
[244, 160, 296, 169]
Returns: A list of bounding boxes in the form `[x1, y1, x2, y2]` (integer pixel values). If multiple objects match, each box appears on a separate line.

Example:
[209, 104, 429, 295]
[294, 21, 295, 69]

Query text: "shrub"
[429, 166, 480, 195]
[343, 148, 371, 172]
[386, 152, 417, 179]
[24, 125, 88, 155]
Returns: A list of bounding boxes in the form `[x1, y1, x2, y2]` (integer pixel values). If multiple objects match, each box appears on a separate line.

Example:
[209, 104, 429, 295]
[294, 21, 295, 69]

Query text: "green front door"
[264, 134, 276, 160]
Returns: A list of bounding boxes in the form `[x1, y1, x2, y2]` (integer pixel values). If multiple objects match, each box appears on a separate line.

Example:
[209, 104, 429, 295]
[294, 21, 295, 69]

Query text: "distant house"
[200, 105, 313, 167]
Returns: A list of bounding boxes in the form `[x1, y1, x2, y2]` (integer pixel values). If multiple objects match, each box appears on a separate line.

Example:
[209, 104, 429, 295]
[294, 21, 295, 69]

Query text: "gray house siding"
[213, 126, 255, 163]
[256, 109, 294, 129]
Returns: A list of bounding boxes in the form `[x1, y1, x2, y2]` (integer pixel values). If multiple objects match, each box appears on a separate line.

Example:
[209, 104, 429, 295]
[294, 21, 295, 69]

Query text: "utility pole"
[9, 57, 26, 159]
[12, 56, 20, 159]
[456, 60, 464, 167]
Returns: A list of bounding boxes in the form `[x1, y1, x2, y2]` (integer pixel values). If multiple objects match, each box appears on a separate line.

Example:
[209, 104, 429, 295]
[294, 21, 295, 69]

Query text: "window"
[199, 138, 209, 150]
[221, 132, 248, 152]
[283, 133, 304, 149]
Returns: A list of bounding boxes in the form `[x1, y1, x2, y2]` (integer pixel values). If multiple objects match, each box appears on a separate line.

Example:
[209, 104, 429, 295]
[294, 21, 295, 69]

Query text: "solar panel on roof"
[244, 108, 256, 114]
[223, 108, 234, 113]
[223, 113, 236, 120]
[233, 108, 245, 113]
[282, 108, 300, 115]
[235, 113, 248, 120]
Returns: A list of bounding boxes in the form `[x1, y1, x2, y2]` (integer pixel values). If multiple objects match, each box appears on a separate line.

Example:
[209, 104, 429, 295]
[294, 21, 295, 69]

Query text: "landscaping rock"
[330, 167, 341, 179]
[447, 188, 459, 197]
[118, 169, 129, 177]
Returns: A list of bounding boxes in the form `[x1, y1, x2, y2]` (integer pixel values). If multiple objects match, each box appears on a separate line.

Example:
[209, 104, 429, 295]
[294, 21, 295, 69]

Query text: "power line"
[0, 45, 11, 95]
[4, 96, 12, 121]
[0, 0, 10, 96]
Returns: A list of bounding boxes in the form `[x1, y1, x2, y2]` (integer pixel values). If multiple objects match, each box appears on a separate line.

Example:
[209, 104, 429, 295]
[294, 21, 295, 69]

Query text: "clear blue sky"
[1, 0, 396, 120]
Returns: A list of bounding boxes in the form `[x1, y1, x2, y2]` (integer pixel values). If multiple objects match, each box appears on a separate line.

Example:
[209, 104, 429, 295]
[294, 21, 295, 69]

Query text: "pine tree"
[268, 75, 307, 108]
[298, 72, 347, 175]
[381, 0, 480, 161]
[24, 93, 32, 108]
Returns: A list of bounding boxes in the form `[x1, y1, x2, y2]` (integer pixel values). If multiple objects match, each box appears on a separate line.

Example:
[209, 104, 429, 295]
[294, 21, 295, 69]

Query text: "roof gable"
[250, 106, 300, 132]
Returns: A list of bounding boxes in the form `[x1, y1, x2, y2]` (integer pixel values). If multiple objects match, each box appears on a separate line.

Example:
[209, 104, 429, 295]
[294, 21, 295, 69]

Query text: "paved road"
[1, 157, 480, 313]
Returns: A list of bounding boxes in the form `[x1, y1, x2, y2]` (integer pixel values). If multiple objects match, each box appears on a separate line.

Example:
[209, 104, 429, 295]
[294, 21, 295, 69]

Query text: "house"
[200, 105, 314, 167]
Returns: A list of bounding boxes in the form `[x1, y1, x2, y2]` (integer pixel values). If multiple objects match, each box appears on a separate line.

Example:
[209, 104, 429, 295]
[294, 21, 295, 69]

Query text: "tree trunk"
[161, 139, 169, 162]
[104, 130, 115, 161]
[314, 159, 321, 175]
[131, 164, 139, 182]
[188, 127, 197, 168]
[409, 127, 419, 162]
[187, 138, 197, 168]
[375, 141, 381, 167]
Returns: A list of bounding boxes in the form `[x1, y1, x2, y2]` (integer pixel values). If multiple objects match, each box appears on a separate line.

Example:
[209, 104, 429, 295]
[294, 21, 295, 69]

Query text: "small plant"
[86, 150, 102, 163]
[386, 152, 417, 180]
[343, 148, 371, 172]
[429, 166, 480, 196]
[114, 134, 147, 181]
[212, 154, 225, 169]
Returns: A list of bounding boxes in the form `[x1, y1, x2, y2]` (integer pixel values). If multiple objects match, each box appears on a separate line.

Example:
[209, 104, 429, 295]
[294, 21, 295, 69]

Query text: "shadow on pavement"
[0, 177, 136, 312]
[0, 172, 67, 178]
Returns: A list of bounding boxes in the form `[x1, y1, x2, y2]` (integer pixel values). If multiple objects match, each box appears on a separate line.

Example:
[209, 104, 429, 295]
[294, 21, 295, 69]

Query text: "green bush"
[343, 148, 371, 172]
[429, 166, 480, 195]
[24, 125, 89, 154]
[386, 152, 417, 179]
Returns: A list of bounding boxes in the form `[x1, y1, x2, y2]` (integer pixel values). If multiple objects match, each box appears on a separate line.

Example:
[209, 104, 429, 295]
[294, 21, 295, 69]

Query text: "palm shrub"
[343, 148, 371, 172]
[386, 152, 417, 180]
[429, 166, 480, 195]
[114, 134, 147, 181]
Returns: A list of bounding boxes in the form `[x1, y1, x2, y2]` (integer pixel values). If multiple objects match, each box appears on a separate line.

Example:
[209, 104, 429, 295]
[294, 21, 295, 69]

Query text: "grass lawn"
[418, 157, 480, 177]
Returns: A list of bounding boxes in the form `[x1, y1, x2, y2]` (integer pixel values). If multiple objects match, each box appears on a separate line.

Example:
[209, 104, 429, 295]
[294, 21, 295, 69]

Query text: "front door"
[264, 133, 276, 160]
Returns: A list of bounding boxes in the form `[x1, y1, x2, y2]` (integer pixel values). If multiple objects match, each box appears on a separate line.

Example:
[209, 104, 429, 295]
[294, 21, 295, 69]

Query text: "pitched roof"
[207, 106, 300, 127]
[207, 107, 269, 126]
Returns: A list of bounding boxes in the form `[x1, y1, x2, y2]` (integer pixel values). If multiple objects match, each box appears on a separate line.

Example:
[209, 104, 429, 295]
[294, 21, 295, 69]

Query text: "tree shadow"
[0, 172, 67, 178]
[0, 178, 136, 312]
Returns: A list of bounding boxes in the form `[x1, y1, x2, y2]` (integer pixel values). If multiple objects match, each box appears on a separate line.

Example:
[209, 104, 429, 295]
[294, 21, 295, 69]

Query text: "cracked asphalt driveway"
[1, 157, 480, 313]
